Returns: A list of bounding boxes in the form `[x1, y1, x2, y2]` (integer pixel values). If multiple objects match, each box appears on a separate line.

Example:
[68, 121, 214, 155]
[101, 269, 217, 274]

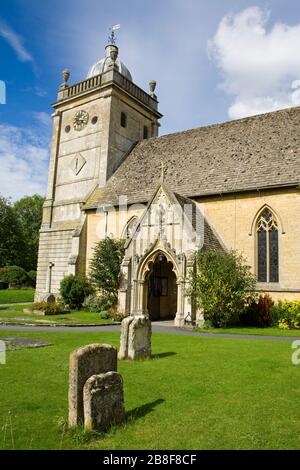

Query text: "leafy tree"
[0, 266, 29, 288]
[189, 250, 256, 328]
[60, 274, 94, 310]
[27, 270, 37, 288]
[89, 237, 125, 307]
[14, 195, 44, 271]
[0, 196, 25, 268]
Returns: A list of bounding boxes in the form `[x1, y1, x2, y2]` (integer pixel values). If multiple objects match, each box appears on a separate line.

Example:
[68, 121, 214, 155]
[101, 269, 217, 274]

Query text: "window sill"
[256, 283, 300, 293]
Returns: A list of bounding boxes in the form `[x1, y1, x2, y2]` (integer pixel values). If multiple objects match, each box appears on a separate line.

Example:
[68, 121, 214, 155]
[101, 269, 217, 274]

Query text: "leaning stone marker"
[119, 315, 152, 360]
[118, 316, 134, 360]
[83, 371, 125, 432]
[68, 344, 117, 427]
[128, 315, 152, 359]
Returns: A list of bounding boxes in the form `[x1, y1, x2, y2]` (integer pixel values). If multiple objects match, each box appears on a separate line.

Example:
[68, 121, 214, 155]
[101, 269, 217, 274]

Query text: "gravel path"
[0, 322, 298, 342]
[0, 302, 32, 307]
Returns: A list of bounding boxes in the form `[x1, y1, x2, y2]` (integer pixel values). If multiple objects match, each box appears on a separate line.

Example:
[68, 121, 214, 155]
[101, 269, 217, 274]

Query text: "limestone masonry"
[36, 36, 300, 326]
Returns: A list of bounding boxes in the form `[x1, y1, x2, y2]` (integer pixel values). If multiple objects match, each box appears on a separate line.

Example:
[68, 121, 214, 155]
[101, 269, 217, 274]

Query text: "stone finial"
[149, 80, 157, 97]
[108, 45, 119, 71]
[110, 45, 118, 62]
[60, 69, 70, 89]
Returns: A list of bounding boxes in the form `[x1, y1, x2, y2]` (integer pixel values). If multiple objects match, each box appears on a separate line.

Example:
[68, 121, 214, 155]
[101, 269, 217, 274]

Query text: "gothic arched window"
[122, 217, 138, 240]
[256, 208, 279, 283]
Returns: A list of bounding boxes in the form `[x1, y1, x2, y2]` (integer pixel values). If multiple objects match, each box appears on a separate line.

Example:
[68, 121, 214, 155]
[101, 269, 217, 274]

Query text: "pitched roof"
[173, 192, 224, 252]
[84, 106, 300, 209]
[124, 183, 224, 253]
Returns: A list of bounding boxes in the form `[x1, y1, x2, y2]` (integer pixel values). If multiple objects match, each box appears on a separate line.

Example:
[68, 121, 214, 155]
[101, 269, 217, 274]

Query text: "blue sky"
[1, 0, 300, 199]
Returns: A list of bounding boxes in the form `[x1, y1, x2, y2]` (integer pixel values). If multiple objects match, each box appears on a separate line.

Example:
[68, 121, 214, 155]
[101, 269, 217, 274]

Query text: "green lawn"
[0, 305, 115, 325]
[0, 289, 35, 304]
[0, 330, 300, 450]
[194, 326, 300, 337]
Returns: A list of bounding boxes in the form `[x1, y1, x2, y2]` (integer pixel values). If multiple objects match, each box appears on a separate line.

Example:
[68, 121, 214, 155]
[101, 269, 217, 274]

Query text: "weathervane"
[108, 24, 121, 45]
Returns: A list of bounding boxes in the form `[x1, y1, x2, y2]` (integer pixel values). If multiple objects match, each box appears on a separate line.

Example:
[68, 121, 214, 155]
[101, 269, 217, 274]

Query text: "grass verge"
[0, 305, 115, 325]
[0, 289, 35, 304]
[194, 326, 300, 338]
[0, 330, 299, 450]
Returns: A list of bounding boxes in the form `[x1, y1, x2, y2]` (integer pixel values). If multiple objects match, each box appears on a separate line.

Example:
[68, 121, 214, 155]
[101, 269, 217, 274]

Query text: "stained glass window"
[256, 208, 279, 283]
[257, 229, 267, 282]
[269, 229, 279, 282]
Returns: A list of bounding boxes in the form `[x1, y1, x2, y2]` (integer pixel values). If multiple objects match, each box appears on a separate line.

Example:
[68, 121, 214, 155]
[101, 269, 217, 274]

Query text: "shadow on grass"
[126, 398, 165, 423]
[61, 399, 165, 446]
[150, 351, 177, 360]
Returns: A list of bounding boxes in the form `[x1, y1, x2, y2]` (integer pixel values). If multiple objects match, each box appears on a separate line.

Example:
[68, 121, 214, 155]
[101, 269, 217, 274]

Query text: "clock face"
[73, 110, 89, 131]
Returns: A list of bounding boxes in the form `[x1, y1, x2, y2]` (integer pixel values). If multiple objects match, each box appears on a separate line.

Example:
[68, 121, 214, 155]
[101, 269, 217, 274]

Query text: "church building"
[35, 36, 300, 326]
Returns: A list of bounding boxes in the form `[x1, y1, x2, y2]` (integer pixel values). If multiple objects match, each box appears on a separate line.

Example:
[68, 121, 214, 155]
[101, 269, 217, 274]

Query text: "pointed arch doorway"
[146, 254, 178, 321]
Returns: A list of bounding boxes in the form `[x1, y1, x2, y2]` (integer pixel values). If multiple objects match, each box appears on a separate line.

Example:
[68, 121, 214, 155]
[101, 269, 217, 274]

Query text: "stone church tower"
[35, 39, 162, 301]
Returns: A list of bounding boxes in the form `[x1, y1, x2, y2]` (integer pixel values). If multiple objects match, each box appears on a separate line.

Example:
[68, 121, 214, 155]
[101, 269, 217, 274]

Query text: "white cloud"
[0, 19, 34, 63]
[209, 6, 300, 119]
[34, 87, 48, 98]
[33, 112, 52, 127]
[0, 122, 50, 201]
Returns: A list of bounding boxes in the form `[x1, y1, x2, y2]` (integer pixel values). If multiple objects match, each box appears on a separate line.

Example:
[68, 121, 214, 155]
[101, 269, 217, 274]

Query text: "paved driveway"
[0, 322, 298, 342]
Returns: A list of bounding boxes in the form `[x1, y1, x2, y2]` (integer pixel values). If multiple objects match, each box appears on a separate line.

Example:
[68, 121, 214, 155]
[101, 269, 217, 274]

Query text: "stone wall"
[85, 187, 300, 303]
[35, 229, 73, 300]
[36, 68, 160, 301]
[195, 187, 300, 300]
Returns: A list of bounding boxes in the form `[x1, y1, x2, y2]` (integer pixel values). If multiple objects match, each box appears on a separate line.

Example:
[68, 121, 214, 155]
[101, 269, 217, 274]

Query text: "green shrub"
[89, 237, 125, 307]
[0, 265, 29, 288]
[188, 250, 256, 328]
[32, 301, 65, 315]
[27, 270, 37, 287]
[240, 294, 274, 327]
[107, 309, 128, 322]
[83, 294, 114, 313]
[60, 275, 94, 310]
[99, 311, 109, 320]
[270, 301, 300, 330]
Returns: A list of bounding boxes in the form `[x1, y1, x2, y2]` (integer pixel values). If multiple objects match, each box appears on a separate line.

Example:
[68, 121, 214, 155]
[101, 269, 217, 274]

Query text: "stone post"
[196, 308, 205, 327]
[174, 279, 185, 327]
[136, 280, 145, 314]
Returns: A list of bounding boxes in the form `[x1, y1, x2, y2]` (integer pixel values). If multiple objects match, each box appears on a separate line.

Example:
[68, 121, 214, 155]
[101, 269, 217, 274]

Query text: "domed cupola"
[87, 43, 133, 81]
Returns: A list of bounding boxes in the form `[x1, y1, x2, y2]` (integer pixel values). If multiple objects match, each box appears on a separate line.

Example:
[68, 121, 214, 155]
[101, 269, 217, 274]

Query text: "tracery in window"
[256, 208, 279, 283]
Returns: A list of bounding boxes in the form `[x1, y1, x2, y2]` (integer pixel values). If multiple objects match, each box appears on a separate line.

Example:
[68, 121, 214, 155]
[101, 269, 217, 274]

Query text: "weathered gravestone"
[119, 315, 152, 360]
[118, 316, 134, 360]
[83, 371, 125, 432]
[68, 343, 117, 427]
[43, 293, 55, 304]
